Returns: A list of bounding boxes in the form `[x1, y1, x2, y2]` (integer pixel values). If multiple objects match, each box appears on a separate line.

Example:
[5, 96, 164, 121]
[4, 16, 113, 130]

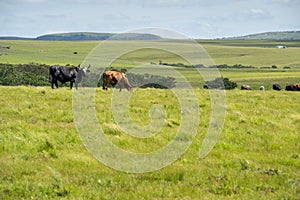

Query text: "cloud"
[271, 0, 300, 5]
[1, 0, 49, 3]
[249, 9, 265, 14]
[243, 8, 272, 20]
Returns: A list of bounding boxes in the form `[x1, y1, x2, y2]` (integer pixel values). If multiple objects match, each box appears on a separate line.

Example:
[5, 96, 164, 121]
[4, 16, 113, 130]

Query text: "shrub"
[127, 73, 176, 89]
[204, 77, 238, 90]
[0, 63, 49, 86]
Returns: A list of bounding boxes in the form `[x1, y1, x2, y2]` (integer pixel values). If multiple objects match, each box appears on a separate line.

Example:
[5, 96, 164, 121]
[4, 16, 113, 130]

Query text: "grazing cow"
[241, 85, 251, 90]
[49, 64, 90, 89]
[102, 71, 132, 91]
[286, 84, 300, 91]
[273, 84, 281, 91]
[260, 86, 265, 91]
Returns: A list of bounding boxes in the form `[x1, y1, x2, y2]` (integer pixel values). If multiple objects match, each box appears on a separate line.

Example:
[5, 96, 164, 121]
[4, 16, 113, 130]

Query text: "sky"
[0, 0, 299, 39]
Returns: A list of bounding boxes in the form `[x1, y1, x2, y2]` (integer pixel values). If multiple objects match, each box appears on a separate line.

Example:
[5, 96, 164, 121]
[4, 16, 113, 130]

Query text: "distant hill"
[222, 31, 300, 40]
[0, 36, 32, 40]
[0, 32, 163, 41]
[36, 32, 113, 41]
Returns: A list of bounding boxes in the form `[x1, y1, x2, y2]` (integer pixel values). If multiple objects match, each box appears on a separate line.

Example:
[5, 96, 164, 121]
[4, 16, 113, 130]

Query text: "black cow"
[285, 84, 294, 91]
[49, 64, 90, 89]
[286, 84, 300, 91]
[273, 84, 281, 91]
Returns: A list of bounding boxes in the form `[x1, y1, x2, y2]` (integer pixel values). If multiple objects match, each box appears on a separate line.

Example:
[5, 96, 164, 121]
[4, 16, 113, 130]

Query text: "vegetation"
[0, 32, 163, 41]
[0, 63, 49, 86]
[0, 87, 299, 199]
[222, 30, 300, 40]
[204, 77, 238, 90]
[0, 63, 176, 89]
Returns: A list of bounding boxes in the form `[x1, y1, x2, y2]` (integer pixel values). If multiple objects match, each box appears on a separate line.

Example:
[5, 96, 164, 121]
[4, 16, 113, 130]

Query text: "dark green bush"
[204, 77, 238, 90]
[0, 63, 49, 86]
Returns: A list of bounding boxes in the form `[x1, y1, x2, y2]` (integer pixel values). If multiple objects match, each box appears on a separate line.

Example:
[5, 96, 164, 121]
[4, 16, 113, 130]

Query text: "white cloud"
[250, 8, 265, 14]
[272, 0, 300, 4]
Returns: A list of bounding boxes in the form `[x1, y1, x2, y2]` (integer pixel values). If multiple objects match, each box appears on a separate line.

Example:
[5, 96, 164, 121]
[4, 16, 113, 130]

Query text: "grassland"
[1, 39, 300, 67]
[0, 86, 299, 199]
[0, 39, 300, 199]
[1, 39, 300, 90]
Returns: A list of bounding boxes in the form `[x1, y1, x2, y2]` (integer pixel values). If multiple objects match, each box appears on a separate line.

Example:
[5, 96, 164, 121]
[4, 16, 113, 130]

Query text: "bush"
[0, 63, 49, 86]
[204, 77, 238, 90]
[127, 73, 176, 89]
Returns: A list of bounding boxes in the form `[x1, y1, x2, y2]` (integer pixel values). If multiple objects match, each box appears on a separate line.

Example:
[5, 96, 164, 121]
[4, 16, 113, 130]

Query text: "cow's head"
[77, 64, 90, 76]
[75, 64, 91, 83]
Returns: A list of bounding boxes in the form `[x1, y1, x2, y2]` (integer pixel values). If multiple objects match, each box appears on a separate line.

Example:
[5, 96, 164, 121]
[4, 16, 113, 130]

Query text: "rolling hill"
[222, 31, 300, 40]
[0, 32, 163, 41]
[0, 31, 299, 41]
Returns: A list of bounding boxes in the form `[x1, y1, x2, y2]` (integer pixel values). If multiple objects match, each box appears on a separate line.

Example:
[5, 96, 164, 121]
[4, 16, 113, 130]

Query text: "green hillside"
[0, 32, 163, 41]
[222, 31, 300, 40]
[36, 32, 114, 41]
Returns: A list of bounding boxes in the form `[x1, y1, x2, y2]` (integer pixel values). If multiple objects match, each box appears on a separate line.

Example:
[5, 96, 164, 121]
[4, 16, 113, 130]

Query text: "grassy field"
[1, 39, 300, 89]
[1, 40, 300, 68]
[0, 86, 299, 199]
[0, 39, 300, 199]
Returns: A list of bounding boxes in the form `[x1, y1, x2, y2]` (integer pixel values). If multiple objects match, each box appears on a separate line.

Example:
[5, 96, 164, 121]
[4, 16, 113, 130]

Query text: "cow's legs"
[52, 77, 58, 88]
[70, 81, 73, 89]
[102, 82, 108, 90]
[51, 78, 55, 89]
[75, 81, 78, 90]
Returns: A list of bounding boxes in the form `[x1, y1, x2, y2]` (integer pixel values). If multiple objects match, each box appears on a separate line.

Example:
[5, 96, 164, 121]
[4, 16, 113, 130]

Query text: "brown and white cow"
[286, 84, 300, 91]
[241, 85, 251, 90]
[259, 86, 265, 91]
[102, 71, 132, 91]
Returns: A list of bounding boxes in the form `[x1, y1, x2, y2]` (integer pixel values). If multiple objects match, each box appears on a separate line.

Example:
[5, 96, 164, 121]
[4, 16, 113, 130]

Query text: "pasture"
[0, 39, 300, 199]
[0, 87, 299, 199]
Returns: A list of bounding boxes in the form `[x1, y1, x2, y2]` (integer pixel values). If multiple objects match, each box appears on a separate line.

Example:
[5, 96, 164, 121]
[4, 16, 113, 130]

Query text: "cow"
[286, 84, 300, 91]
[49, 64, 90, 89]
[102, 70, 132, 91]
[273, 84, 281, 91]
[260, 86, 265, 91]
[241, 85, 251, 90]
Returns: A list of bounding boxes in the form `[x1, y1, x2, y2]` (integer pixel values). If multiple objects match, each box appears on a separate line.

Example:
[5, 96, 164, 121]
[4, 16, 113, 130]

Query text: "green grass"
[1, 40, 300, 68]
[1, 39, 299, 90]
[0, 86, 299, 199]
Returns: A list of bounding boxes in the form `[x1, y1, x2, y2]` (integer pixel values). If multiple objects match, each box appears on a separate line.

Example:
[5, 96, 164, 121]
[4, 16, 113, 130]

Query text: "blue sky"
[0, 0, 299, 39]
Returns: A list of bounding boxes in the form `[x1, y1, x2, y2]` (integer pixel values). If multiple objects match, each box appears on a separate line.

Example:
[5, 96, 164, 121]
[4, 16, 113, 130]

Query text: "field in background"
[1, 39, 300, 89]
[1, 40, 300, 68]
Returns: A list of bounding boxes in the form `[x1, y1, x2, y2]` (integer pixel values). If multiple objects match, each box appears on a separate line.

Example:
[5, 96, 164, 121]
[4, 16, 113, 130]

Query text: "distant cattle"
[273, 84, 281, 91]
[259, 86, 265, 91]
[286, 84, 300, 91]
[241, 85, 251, 90]
[102, 71, 132, 91]
[49, 64, 90, 89]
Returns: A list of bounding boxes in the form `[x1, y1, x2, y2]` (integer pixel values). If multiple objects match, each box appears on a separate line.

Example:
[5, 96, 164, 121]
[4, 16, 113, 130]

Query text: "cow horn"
[88, 64, 91, 69]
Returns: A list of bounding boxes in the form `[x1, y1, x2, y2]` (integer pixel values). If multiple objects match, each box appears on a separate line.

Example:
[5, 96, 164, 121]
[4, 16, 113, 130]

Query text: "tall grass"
[0, 86, 299, 199]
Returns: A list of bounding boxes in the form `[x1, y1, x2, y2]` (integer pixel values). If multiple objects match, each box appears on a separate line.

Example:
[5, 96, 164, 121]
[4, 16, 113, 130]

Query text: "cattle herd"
[49, 65, 132, 91]
[241, 83, 300, 91]
[49, 64, 299, 92]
